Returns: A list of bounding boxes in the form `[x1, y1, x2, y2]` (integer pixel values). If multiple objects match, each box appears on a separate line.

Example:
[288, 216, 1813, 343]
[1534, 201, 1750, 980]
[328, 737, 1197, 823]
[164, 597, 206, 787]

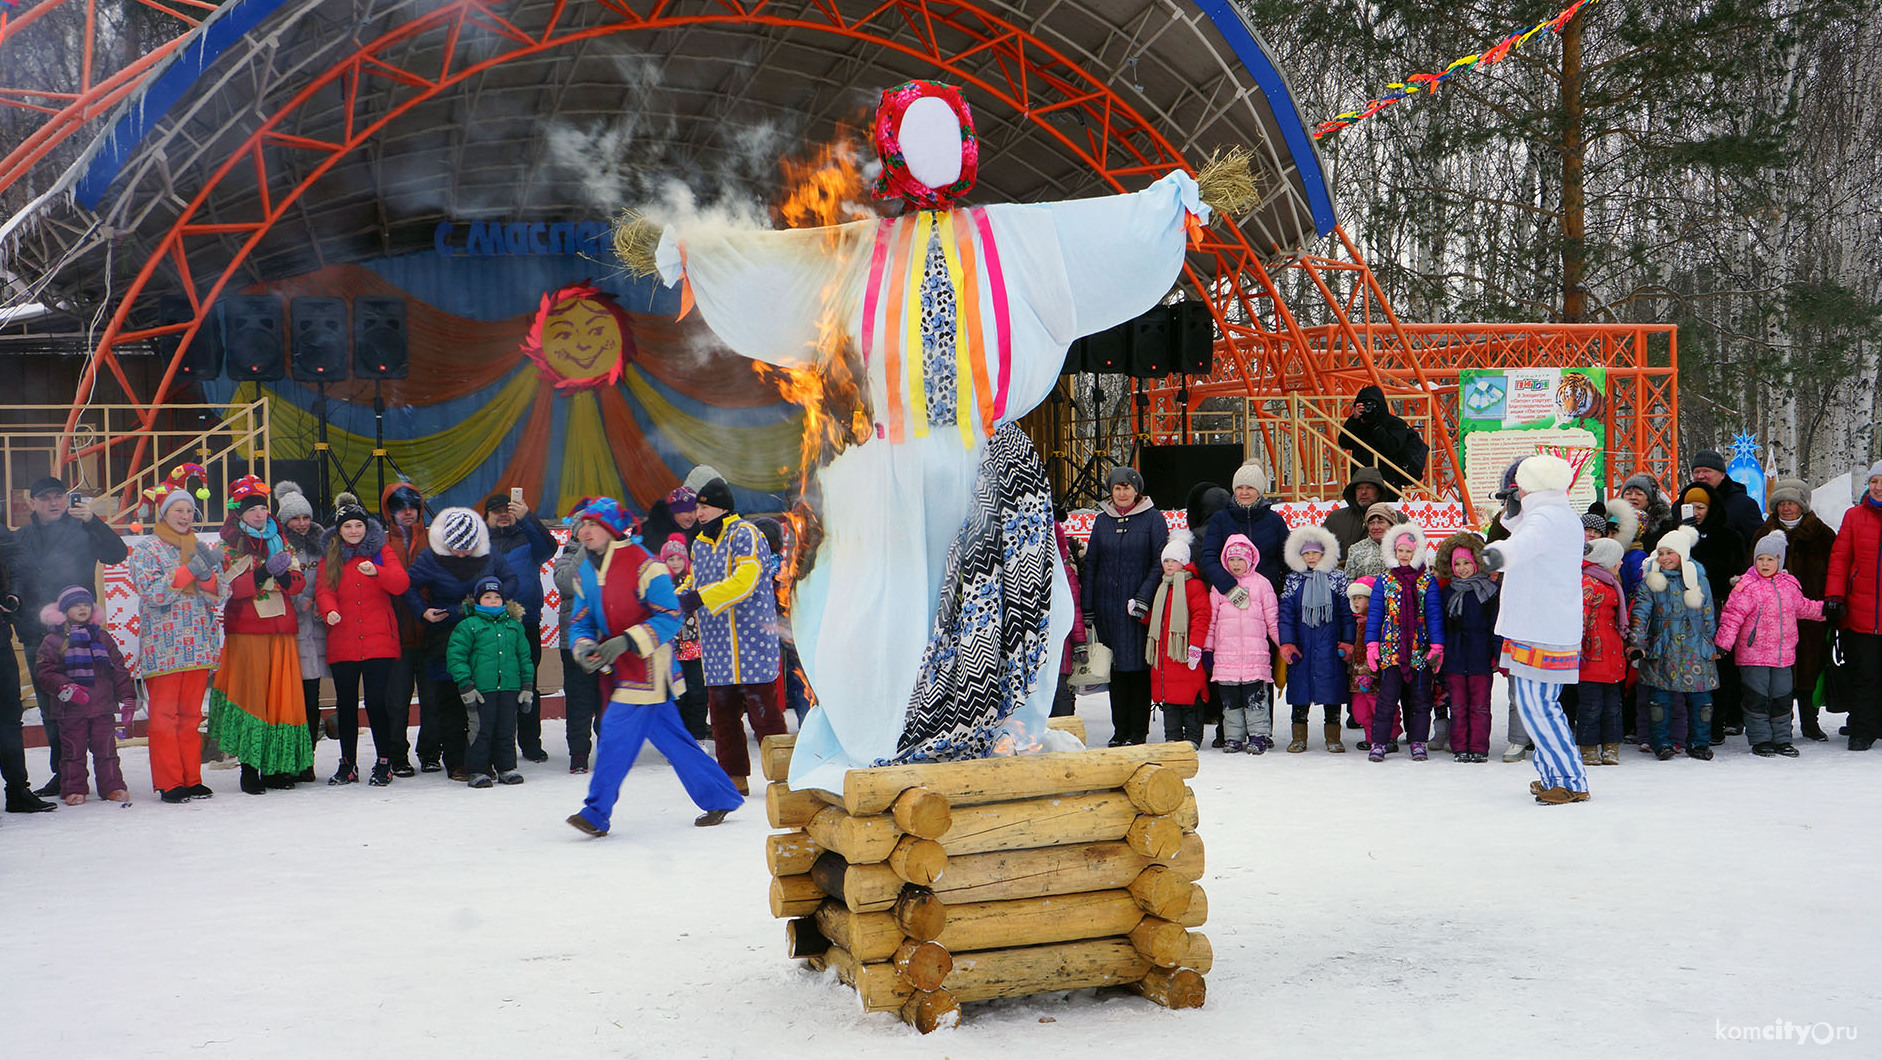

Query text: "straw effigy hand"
[612, 209, 662, 278]
[1194, 146, 1263, 217]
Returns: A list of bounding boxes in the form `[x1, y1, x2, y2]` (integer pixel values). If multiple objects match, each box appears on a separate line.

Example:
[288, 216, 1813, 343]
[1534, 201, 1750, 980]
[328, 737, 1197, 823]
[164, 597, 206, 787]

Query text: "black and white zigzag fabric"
[884, 423, 1054, 764]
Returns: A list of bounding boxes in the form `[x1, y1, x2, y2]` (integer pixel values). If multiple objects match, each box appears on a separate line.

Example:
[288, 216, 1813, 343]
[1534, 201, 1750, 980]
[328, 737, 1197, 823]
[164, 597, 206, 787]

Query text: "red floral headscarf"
[871, 80, 978, 210]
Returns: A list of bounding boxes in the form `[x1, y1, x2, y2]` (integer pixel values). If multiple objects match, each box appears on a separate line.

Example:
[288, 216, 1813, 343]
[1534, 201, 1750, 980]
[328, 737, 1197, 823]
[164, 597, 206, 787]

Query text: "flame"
[759, 131, 878, 590]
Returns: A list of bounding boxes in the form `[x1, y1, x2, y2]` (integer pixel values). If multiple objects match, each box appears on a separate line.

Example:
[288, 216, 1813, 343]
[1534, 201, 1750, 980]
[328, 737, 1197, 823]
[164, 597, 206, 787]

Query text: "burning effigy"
[617, 81, 1251, 794]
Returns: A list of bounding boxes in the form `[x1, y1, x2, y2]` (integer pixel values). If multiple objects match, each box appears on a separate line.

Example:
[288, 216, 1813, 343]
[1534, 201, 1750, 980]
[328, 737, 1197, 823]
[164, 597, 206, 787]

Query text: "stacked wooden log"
[763, 720, 1209, 1033]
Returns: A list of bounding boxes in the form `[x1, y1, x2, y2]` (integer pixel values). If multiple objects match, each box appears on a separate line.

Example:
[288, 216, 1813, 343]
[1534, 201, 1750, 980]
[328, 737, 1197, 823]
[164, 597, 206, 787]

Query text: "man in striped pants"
[1480, 455, 1588, 804]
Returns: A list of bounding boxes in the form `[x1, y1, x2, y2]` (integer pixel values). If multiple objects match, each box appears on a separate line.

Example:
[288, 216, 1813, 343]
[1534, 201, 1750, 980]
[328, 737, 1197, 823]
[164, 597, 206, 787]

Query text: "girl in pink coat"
[1203, 534, 1282, 752]
[1715, 531, 1825, 757]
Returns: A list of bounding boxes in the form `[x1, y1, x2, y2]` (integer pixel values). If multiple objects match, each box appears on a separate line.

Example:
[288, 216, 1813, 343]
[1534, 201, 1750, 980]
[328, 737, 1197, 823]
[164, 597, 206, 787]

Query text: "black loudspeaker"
[353, 297, 409, 380]
[1061, 336, 1084, 375]
[290, 297, 350, 382]
[1138, 444, 1248, 510]
[153, 294, 223, 380]
[1082, 321, 1130, 374]
[1128, 306, 1175, 379]
[220, 295, 286, 382]
[1174, 301, 1214, 376]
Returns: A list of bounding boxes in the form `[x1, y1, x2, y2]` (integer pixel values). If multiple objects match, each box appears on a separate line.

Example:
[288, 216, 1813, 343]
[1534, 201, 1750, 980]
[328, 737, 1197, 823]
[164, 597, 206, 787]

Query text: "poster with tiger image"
[1457, 366, 1606, 517]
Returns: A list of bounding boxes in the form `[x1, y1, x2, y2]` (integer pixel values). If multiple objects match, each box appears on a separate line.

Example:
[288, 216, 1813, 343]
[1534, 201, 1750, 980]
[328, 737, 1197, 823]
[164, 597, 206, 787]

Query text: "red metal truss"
[0, 0, 203, 197]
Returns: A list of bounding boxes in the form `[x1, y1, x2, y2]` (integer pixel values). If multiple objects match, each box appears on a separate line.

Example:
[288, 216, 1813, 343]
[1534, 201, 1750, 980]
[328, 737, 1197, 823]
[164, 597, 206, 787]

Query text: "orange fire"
[759, 131, 878, 589]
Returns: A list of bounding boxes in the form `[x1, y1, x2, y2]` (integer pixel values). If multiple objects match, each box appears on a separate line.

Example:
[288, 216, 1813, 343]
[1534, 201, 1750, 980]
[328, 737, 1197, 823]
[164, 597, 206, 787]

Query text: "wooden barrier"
[763, 732, 1209, 1032]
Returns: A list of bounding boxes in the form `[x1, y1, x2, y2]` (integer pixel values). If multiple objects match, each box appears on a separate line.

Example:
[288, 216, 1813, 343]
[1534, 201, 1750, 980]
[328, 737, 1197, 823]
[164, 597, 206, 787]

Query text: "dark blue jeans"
[1574, 681, 1626, 745]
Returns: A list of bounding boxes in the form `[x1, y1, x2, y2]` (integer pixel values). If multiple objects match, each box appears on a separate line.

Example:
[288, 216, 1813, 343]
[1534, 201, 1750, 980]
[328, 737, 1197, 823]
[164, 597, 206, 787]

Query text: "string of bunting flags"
[1314, 0, 1607, 140]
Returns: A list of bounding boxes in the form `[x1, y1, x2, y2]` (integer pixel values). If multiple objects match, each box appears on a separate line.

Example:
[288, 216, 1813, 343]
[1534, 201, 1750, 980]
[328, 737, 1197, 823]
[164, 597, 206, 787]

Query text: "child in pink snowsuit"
[1715, 531, 1826, 757]
[32, 585, 134, 804]
[1202, 534, 1282, 753]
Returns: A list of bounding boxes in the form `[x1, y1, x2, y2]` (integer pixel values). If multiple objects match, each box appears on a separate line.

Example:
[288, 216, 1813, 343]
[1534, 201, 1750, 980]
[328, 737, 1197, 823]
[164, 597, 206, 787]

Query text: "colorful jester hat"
[871, 80, 979, 210]
[227, 473, 271, 512]
[573, 497, 639, 541]
[132, 462, 212, 532]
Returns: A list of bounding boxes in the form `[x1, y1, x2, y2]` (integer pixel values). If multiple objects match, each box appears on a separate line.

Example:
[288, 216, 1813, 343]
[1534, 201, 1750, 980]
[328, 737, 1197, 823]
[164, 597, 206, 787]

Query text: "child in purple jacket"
[33, 586, 135, 804]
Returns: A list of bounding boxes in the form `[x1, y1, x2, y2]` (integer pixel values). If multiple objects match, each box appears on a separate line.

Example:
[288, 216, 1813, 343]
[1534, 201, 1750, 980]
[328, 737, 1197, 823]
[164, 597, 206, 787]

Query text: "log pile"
[762, 720, 1209, 1033]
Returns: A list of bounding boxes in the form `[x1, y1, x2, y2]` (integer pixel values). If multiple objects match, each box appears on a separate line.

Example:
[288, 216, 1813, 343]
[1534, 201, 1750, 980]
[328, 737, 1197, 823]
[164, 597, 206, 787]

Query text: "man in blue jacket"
[484, 493, 555, 762]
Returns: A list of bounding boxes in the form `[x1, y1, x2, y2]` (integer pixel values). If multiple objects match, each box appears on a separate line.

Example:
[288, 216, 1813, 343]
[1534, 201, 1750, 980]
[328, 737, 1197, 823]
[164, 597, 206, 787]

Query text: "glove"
[1365, 643, 1380, 672]
[572, 639, 605, 673]
[1824, 599, 1845, 627]
[1186, 646, 1202, 670]
[1127, 599, 1148, 619]
[1501, 493, 1523, 522]
[1281, 644, 1302, 664]
[596, 635, 631, 667]
[186, 545, 219, 583]
[1479, 547, 1506, 573]
[59, 685, 90, 707]
[1426, 644, 1445, 671]
[519, 690, 535, 713]
[264, 551, 293, 578]
[1337, 642, 1353, 660]
[677, 590, 703, 616]
[1229, 586, 1250, 610]
[459, 684, 483, 706]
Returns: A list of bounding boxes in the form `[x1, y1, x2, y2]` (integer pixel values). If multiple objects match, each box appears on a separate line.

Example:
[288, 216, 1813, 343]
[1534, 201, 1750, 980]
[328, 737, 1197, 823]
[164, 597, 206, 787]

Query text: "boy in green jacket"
[447, 576, 536, 788]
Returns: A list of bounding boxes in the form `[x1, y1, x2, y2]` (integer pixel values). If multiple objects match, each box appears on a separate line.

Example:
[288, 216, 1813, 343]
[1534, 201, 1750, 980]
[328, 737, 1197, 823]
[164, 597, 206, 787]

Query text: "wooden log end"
[1131, 966, 1206, 1010]
[894, 886, 948, 942]
[889, 835, 948, 886]
[766, 781, 823, 830]
[765, 831, 824, 878]
[893, 939, 955, 992]
[770, 874, 825, 919]
[1174, 885, 1209, 928]
[1127, 865, 1194, 920]
[1122, 763, 1186, 815]
[760, 734, 798, 782]
[900, 988, 962, 1034]
[1182, 931, 1214, 975]
[1128, 916, 1190, 968]
[1124, 814, 1184, 860]
[890, 786, 954, 840]
[1045, 714, 1087, 744]
[786, 917, 830, 959]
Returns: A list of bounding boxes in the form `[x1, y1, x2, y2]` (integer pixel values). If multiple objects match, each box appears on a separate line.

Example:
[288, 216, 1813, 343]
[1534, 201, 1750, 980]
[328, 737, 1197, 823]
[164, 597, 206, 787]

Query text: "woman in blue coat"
[403, 507, 520, 779]
[1277, 526, 1355, 752]
[1082, 468, 1167, 746]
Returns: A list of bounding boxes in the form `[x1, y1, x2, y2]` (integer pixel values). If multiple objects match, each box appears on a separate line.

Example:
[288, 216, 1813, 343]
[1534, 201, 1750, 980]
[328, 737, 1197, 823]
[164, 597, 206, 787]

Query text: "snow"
[4, 689, 1878, 1059]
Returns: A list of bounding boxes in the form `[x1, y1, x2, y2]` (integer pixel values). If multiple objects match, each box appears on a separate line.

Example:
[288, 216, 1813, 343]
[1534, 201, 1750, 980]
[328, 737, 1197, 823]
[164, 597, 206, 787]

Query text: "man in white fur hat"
[1480, 455, 1588, 804]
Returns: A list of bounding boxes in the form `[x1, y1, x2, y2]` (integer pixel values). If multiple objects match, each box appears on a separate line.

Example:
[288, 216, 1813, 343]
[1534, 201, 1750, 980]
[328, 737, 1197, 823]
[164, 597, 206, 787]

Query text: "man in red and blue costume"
[562, 498, 742, 836]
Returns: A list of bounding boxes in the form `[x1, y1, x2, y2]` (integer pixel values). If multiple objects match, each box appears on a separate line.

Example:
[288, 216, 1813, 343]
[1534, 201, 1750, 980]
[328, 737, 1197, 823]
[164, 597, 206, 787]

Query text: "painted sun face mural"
[522, 280, 633, 388]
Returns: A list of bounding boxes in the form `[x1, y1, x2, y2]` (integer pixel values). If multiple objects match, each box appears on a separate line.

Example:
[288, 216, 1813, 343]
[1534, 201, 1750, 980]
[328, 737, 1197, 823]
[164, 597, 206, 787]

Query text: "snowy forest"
[1245, 0, 1882, 480]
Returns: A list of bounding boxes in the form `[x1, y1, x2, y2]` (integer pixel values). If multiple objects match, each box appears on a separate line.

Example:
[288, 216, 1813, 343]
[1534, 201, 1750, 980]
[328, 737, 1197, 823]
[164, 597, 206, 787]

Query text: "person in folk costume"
[562, 499, 743, 837]
[315, 493, 412, 786]
[207, 475, 314, 795]
[631, 79, 1245, 791]
[675, 478, 787, 795]
[1362, 522, 1445, 762]
[1477, 455, 1590, 804]
[126, 470, 223, 802]
[274, 481, 328, 782]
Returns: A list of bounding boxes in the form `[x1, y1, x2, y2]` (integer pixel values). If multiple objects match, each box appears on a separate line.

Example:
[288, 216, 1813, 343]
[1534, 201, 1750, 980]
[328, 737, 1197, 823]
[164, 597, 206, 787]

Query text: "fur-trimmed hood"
[1644, 525, 1704, 609]
[1600, 495, 1639, 551]
[1284, 525, 1341, 573]
[322, 518, 388, 560]
[1218, 532, 1264, 585]
[428, 506, 491, 557]
[1381, 521, 1429, 569]
[1434, 532, 1486, 577]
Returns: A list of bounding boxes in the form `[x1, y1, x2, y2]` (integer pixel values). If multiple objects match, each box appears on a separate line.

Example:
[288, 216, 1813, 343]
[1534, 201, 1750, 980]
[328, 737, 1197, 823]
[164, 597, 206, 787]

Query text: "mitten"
[186, 546, 218, 583]
[1426, 644, 1445, 671]
[1229, 586, 1250, 610]
[265, 551, 293, 578]
[1185, 645, 1202, 670]
[677, 590, 703, 616]
[1824, 599, 1845, 626]
[1127, 599, 1148, 619]
[61, 684, 90, 708]
[1281, 644, 1302, 664]
[572, 639, 604, 673]
[1365, 643, 1380, 672]
[596, 635, 630, 666]
[519, 690, 535, 713]
[459, 684, 483, 706]
[1479, 547, 1506, 573]
[1337, 642, 1353, 659]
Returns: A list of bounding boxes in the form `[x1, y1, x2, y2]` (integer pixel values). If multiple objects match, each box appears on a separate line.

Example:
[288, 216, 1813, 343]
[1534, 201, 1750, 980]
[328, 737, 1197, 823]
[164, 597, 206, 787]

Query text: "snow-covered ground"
[4, 690, 1878, 1059]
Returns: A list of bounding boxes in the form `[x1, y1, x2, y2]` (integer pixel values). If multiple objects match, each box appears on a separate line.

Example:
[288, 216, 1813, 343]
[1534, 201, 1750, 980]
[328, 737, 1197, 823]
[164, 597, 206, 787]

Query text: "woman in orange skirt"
[206, 475, 313, 794]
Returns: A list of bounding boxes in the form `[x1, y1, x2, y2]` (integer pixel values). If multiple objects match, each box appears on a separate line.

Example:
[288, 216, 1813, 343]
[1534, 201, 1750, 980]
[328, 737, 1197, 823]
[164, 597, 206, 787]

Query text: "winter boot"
[570, 754, 590, 774]
[695, 808, 732, 827]
[263, 773, 297, 790]
[1579, 746, 1601, 767]
[1248, 736, 1270, 755]
[1428, 718, 1451, 753]
[296, 766, 318, 784]
[240, 764, 267, 795]
[1288, 722, 1309, 753]
[567, 812, 607, 837]
[32, 776, 60, 797]
[1600, 743, 1621, 766]
[329, 760, 359, 785]
[1654, 745, 1678, 761]
[1410, 742, 1428, 761]
[1688, 744, 1714, 761]
[467, 774, 494, 789]
[1223, 740, 1245, 753]
[368, 759, 393, 786]
[498, 771, 526, 785]
[1775, 743, 1800, 757]
[1799, 707, 1828, 742]
[391, 758, 417, 778]
[420, 757, 443, 773]
[5, 786, 57, 813]
[160, 787, 192, 804]
[1534, 786, 1591, 805]
[1384, 740, 1400, 755]
[185, 784, 214, 799]
[1502, 743, 1527, 763]
[1751, 742, 1777, 757]
[1324, 723, 1345, 753]
[1367, 744, 1386, 763]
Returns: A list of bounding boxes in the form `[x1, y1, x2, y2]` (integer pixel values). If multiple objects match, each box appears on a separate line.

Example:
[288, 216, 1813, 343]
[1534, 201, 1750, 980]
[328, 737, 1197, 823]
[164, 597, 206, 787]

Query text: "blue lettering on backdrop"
[431, 220, 614, 258]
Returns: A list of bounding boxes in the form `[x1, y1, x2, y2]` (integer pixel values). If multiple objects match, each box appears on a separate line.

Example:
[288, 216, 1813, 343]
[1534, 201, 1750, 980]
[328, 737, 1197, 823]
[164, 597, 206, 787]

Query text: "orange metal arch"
[66, 0, 1337, 505]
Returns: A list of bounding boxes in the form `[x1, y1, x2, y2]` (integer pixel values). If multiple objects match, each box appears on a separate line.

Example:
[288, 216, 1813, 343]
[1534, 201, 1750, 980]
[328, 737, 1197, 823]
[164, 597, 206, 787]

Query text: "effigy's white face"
[899, 96, 963, 191]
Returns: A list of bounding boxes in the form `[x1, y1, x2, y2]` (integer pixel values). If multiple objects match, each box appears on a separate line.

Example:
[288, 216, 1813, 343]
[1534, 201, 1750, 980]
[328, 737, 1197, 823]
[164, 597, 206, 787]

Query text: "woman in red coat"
[1826, 462, 1882, 750]
[315, 493, 412, 786]
[206, 475, 313, 795]
[1142, 531, 1212, 748]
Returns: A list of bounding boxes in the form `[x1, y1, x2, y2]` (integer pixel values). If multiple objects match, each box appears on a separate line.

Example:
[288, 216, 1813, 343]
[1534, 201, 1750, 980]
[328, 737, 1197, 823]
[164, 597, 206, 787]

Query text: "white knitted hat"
[1231, 461, 1269, 495]
[1644, 525, 1703, 609]
[1515, 454, 1575, 494]
[1162, 528, 1193, 565]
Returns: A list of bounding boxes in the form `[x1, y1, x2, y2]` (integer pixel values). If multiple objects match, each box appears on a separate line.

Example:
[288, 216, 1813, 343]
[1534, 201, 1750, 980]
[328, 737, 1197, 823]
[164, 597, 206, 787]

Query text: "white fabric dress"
[658, 172, 1206, 791]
